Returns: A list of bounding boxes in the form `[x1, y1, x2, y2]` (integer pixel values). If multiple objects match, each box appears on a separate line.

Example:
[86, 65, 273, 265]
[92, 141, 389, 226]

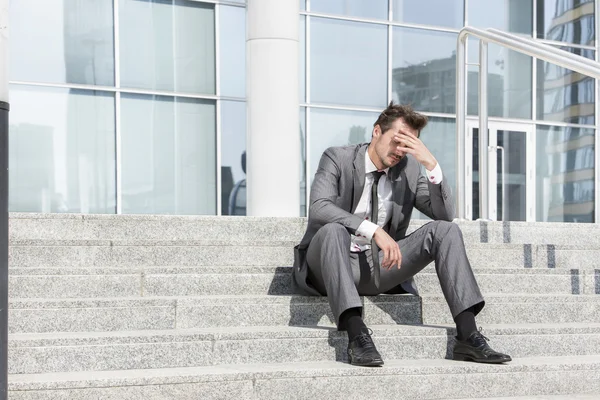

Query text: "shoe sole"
[349, 358, 385, 367]
[453, 353, 512, 364]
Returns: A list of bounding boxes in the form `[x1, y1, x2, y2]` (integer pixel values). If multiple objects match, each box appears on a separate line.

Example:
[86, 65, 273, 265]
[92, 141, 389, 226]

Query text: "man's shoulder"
[321, 143, 364, 159]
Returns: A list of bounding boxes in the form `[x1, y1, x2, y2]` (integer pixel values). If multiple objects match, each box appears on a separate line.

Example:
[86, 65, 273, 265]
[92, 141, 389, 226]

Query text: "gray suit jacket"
[292, 143, 455, 296]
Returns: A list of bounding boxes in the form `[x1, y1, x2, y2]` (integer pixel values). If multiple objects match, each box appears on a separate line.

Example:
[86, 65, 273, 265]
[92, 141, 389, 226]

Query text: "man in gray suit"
[292, 102, 511, 367]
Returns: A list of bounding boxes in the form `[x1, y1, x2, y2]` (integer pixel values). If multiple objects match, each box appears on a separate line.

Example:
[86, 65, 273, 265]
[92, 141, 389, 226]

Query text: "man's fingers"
[383, 246, 391, 269]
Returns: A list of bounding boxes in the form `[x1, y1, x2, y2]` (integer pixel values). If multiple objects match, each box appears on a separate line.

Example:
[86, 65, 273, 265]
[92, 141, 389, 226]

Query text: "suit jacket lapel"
[351, 144, 367, 214]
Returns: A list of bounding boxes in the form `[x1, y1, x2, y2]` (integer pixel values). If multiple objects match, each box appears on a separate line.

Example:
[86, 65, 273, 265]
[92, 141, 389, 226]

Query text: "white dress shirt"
[350, 150, 443, 252]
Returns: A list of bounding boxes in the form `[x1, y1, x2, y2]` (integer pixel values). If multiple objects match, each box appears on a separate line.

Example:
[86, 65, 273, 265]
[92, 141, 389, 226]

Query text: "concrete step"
[10, 294, 600, 333]
[9, 323, 600, 374]
[8, 240, 600, 270]
[8, 266, 598, 298]
[423, 294, 600, 325]
[454, 396, 600, 400]
[10, 213, 600, 246]
[8, 356, 600, 399]
[8, 295, 420, 333]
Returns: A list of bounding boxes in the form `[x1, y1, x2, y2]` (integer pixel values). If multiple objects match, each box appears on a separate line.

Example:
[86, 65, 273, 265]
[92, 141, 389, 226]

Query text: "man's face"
[371, 117, 418, 169]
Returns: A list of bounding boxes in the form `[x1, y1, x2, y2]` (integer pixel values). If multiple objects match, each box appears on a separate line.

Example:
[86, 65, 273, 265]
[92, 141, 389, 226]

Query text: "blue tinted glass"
[311, 18, 387, 108]
[311, 0, 388, 20]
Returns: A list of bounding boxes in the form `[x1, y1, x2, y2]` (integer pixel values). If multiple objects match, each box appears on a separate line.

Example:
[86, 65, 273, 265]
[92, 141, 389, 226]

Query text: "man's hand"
[373, 227, 402, 270]
[394, 133, 438, 171]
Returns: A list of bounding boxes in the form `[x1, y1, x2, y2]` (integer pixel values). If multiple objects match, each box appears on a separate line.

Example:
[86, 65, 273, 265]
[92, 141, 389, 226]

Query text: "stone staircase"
[6, 213, 600, 399]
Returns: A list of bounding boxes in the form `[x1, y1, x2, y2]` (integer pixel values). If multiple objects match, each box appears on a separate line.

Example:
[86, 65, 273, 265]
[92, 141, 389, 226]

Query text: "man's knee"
[430, 220, 462, 238]
[319, 223, 351, 243]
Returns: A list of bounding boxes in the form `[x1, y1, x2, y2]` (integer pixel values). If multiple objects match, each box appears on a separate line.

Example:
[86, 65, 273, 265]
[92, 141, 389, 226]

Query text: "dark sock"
[339, 307, 367, 340]
[454, 306, 478, 341]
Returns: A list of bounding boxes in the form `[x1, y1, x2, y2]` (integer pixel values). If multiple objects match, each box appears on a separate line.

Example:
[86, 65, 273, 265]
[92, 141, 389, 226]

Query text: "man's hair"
[373, 102, 428, 136]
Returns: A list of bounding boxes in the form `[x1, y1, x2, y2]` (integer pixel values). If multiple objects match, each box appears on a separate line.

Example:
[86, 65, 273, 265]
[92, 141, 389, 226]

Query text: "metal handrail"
[456, 26, 600, 220]
[487, 29, 599, 69]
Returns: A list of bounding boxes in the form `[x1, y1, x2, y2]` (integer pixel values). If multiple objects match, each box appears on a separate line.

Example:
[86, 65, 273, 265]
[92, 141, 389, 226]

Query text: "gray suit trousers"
[305, 220, 485, 327]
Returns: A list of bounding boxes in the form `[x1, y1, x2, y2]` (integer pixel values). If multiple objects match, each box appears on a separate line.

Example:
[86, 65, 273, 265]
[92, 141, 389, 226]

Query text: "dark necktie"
[370, 171, 385, 287]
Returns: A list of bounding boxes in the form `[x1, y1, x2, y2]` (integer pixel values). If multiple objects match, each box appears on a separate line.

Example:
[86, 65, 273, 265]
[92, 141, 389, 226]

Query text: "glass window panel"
[301, 0, 306, 10]
[300, 16, 306, 103]
[311, 0, 388, 20]
[392, 27, 457, 114]
[309, 108, 379, 180]
[537, 0, 595, 45]
[120, 0, 215, 94]
[537, 47, 595, 124]
[412, 118, 456, 220]
[10, 0, 114, 86]
[536, 125, 594, 222]
[9, 86, 116, 213]
[467, 42, 532, 119]
[468, 0, 532, 35]
[221, 101, 247, 216]
[311, 18, 387, 108]
[392, 0, 463, 28]
[220, 6, 245, 98]
[121, 94, 216, 215]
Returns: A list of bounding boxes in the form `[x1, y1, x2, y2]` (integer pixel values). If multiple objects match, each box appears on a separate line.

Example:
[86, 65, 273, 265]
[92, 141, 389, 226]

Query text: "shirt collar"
[365, 148, 389, 176]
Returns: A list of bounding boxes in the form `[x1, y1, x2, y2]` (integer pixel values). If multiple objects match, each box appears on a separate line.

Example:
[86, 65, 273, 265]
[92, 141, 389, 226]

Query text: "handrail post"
[479, 39, 490, 220]
[456, 32, 467, 219]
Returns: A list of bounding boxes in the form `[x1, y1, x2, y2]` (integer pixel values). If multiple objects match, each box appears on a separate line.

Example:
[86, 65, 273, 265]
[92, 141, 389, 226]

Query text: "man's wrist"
[423, 159, 438, 171]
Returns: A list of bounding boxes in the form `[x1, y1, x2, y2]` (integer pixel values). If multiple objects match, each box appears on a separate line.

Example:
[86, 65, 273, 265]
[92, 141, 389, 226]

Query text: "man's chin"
[387, 156, 402, 167]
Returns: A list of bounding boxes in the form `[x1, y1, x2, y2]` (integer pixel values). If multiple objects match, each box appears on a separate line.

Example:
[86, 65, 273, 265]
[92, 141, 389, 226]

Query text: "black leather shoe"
[453, 329, 512, 364]
[347, 329, 384, 367]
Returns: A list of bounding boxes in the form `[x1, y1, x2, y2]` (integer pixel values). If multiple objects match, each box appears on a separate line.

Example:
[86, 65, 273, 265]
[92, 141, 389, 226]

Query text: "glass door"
[466, 121, 535, 221]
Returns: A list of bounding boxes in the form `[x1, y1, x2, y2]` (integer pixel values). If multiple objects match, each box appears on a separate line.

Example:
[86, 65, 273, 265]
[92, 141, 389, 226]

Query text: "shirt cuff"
[426, 163, 443, 184]
[356, 220, 379, 241]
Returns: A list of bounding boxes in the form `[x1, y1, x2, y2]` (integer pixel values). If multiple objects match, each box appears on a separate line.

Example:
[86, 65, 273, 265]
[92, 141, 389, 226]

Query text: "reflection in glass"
[10, 0, 114, 86]
[120, 0, 215, 94]
[9, 86, 115, 213]
[300, 16, 306, 103]
[536, 125, 594, 222]
[221, 101, 247, 216]
[121, 94, 216, 215]
[469, 0, 532, 34]
[311, 0, 388, 20]
[311, 18, 387, 108]
[392, 0, 463, 28]
[537, 47, 595, 124]
[537, 0, 595, 45]
[467, 43, 532, 119]
[309, 108, 378, 180]
[392, 27, 457, 113]
[412, 118, 456, 220]
[220, 6, 246, 98]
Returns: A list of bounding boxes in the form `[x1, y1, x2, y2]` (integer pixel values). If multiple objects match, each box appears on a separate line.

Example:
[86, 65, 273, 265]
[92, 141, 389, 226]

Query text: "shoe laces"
[355, 328, 375, 348]
[471, 327, 490, 346]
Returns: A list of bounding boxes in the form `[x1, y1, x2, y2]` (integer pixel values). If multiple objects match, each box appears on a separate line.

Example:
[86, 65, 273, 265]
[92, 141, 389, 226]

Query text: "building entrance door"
[465, 121, 535, 221]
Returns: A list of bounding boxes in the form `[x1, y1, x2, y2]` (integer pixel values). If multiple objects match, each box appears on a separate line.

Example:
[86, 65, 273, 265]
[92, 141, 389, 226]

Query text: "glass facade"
[8, 0, 600, 223]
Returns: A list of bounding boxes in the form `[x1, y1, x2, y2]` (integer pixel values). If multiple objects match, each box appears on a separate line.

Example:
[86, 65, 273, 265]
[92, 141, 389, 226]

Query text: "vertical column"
[246, 0, 300, 216]
[456, 32, 467, 219]
[479, 39, 490, 220]
[0, 0, 8, 398]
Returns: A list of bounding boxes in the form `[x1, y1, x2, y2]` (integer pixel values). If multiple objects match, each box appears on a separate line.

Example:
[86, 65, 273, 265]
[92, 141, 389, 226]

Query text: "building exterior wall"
[7, 0, 599, 222]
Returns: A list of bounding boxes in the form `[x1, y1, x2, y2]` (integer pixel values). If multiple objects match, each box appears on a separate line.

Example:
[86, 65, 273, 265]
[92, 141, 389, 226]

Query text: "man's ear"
[372, 124, 381, 139]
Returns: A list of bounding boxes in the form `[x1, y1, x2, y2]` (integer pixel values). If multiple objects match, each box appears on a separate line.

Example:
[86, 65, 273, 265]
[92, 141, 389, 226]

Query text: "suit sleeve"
[308, 148, 365, 234]
[414, 171, 456, 221]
